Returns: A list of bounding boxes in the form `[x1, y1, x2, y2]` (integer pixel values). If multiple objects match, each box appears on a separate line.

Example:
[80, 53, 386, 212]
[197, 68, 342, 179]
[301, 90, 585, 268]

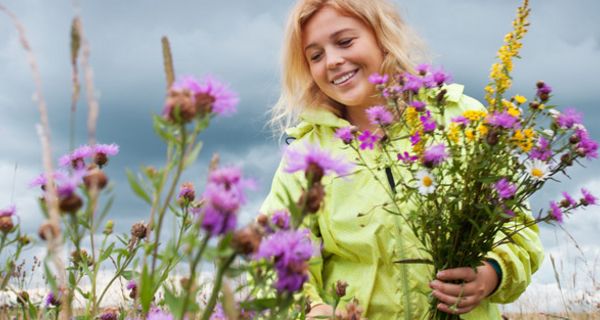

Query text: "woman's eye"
[338, 38, 353, 47]
[310, 52, 322, 61]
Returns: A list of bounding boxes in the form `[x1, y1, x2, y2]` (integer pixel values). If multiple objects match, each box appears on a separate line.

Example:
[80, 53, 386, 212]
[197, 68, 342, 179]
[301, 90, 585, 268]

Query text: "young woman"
[261, 0, 544, 319]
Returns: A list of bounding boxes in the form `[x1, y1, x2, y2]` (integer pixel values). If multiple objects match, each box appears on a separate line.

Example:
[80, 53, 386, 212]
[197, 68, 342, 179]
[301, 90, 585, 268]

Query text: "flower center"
[531, 168, 544, 178]
[422, 176, 433, 187]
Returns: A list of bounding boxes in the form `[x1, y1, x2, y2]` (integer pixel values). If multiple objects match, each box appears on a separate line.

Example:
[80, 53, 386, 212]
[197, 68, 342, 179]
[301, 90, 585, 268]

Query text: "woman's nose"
[326, 52, 345, 69]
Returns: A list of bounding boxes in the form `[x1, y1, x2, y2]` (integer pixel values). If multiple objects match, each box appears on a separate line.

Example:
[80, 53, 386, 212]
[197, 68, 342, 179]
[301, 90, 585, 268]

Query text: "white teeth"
[332, 70, 356, 85]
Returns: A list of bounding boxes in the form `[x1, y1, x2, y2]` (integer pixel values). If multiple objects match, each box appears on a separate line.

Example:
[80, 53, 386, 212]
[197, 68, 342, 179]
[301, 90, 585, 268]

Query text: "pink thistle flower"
[271, 210, 290, 231]
[126, 280, 136, 291]
[94, 144, 119, 156]
[178, 182, 195, 203]
[335, 127, 355, 144]
[285, 144, 354, 178]
[368, 73, 388, 85]
[530, 136, 552, 161]
[403, 73, 424, 93]
[419, 110, 436, 133]
[0, 205, 15, 217]
[193, 75, 239, 117]
[55, 169, 86, 198]
[451, 116, 470, 126]
[556, 108, 583, 129]
[580, 188, 597, 206]
[494, 178, 516, 199]
[59, 145, 93, 168]
[486, 111, 519, 129]
[366, 105, 394, 126]
[147, 308, 174, 320]
[574, 128, 598, 159]
[397, 151, 418, 164]
[255, 229, 315, 293]
[357, 130, 381, 150]
[424, 69, 451, 88]
[561, 192, 577, 208]
[422, 143, 449, 167]
[171, 76, 201, 92]
[409, 131, 421, 146]
[415, 64, 430, 75]
[411, 100, 426, 112]
[549, 201, 563, 223]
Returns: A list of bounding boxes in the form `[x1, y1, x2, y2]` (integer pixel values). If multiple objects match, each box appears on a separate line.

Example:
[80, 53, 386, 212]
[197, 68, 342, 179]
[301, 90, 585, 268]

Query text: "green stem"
[151, 123, 187, 275]
[200, 254, 236, 320]
[180, 234, 210, 320]
[96, 245, 139, 306]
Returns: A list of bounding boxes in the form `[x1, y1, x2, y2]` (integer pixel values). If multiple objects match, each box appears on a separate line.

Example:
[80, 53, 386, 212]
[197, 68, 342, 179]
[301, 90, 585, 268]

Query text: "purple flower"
[335, 127, 355, 144]
[210, 304, 227, 320]
[422, 144, 449, 167]
[271, 210, 290, 231]
[0, 205, 15, 218]
[178, 182, 195, 203]
[556, 108, 582, 129]
[494, 178, 516, 199]
[530, 136, 552, 161]
[59, 145, 93, 168]
[147, 308, 174, 320]
[486, 111, 519, 129]
[357, 131, 381, 150]
[537, 83, 552, 97]
[415, 64, 431, 75]
[94, 143, 119, 156]
[255, 229, 315, 293]
[55, 169, 86, 198]
[397, 151, 418, 164]
[368, 73, 388, 85]
[171, 76, 201, 92]
[424, 69, 451, 87]
[574, 128, 598, 159]
[366, 105, 394, 126]
[561, 192, 577, 207]
[193, 75, 239, 116]
[100, 312, 118, 320]
[285, 143, 354, 178]
[45, 292, 61, 307]
[410, 100, 426, 112]
[197, 166, 253, 236]
[451, 116, 470, 126]
[419, 110, 436, 133]
[126, 280, 137, 291]
[581, 188, 597, 206]
[409, 131, 421, 146]
[549, 201, 563, 223]
[403, 74, 424, 93]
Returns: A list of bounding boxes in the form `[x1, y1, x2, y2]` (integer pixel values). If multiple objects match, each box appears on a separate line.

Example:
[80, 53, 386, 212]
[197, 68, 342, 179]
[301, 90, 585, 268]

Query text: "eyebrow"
[304, 28, 355, 52]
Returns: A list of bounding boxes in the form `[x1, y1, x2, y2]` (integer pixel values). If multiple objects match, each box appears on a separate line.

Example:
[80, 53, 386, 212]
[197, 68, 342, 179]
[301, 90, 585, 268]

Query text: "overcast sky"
[1, 0, 599, 313]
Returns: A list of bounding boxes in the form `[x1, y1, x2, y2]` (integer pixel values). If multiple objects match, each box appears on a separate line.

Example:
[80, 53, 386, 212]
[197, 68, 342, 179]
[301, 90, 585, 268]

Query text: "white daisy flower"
[415, 170, 436, 195]
[548, 109, 560, 118]
[542, 129, 554, 137]
[524, 159, 550, 181]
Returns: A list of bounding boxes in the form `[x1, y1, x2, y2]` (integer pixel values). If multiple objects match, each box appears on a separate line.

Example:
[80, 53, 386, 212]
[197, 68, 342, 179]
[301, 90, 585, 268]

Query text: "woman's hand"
[306, 303, 334, 319]
[429, 261, 499, 315]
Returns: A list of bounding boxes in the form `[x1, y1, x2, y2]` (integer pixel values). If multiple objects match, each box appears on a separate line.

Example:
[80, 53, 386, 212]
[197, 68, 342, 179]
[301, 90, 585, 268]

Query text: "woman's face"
[302, 6, 384, 110]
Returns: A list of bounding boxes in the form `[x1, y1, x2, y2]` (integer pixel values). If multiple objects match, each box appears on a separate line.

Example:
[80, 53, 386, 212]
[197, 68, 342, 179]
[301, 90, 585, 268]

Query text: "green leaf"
[139, 264, 154, 314]
[44, 260, 58, 293]
[163, 286, 184, 319]
[126, 169, 152, 204]
[99, 243, 115, 263]
[183, 141, 203, 168]
[239, 298, 279, 311]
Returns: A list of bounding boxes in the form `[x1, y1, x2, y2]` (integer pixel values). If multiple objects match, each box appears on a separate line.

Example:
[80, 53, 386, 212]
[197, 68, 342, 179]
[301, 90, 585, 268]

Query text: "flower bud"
[560, 153, 573, 166]
[71, 249, 93, 266]
[335, 280, 349, 298]
[17, 291, 29, 305]
[0, 216, 14, 233]
[436, 89, 447, 104]
[305, 162, 324, 185]
[131, 222, 147, 239]
[59, 193, 83, 214]
[83, 166, 108, 190]
[19, 235, 31, 246]
[231, 224, 263, 255]
[299, 182, 325, 214]
[569, 134, 581, 144]
[100, 308, 119, 320]
[38, 222, 60, 241]
[194, 92, 216, 116]
[529, 101, 541, 110]
[165, 89, 196, 122]
[256, 213, 269, 227]
[103, 220, 114, 235]
[94, 152, 108, 167]
[486, 129, 500, 146]
[536, 81, 545, 89]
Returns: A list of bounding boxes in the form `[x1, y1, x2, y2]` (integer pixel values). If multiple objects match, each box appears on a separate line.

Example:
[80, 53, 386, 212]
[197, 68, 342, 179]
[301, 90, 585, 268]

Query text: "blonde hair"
[269, 0, 427, 136]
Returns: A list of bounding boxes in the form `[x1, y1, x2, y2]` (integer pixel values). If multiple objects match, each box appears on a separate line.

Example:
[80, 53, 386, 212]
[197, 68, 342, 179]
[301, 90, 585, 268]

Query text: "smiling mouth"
[331, 69, 358, 85]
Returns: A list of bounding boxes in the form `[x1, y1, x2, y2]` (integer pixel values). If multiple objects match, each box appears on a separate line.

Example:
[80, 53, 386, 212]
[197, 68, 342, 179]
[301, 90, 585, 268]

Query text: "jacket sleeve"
[486, 210, 544, 303]
[259, 154, 326, 307]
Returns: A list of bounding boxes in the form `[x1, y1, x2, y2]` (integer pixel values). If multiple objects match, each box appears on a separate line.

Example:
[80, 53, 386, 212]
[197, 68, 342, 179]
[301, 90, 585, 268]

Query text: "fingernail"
[436, 271, 443, 278]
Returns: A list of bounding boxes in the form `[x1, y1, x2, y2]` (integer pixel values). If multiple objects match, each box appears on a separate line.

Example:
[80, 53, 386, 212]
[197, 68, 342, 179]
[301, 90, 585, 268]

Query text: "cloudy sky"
[1, 0, 599, 313]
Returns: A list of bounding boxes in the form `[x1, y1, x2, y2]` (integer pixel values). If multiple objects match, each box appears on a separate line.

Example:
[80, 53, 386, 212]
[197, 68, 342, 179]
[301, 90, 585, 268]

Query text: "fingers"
[430, 283, 475, 308]
[436, 302, 475, 315]
[436, 267, 477, 282]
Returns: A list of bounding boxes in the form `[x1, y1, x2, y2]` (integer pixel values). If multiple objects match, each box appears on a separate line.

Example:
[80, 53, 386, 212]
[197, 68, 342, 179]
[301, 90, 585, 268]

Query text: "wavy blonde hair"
[269, 0, 428, 136]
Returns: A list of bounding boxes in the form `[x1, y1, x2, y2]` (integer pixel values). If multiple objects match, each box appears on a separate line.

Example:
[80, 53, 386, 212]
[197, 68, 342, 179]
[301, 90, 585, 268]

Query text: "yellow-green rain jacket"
[260, 84, 544, 319]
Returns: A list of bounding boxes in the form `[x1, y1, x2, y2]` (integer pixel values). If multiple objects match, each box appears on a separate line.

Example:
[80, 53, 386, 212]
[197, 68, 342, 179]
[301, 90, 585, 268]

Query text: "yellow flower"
[478, 124, 489, 136]
[507, 107, 521, 118]
[448, 123, 460, 143]
[514, 95, 527, 104]
[463, 110, 488, 122]
[465, 129, 475, 142]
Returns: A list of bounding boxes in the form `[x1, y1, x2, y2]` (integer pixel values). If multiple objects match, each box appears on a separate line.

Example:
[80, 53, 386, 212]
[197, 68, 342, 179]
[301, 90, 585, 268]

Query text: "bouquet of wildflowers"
[333, 0, 598, 318]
